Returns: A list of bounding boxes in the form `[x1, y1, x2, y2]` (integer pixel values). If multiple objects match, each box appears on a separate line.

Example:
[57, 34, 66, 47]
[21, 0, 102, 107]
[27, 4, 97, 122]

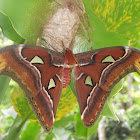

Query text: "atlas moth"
[0, 44, 140, 131]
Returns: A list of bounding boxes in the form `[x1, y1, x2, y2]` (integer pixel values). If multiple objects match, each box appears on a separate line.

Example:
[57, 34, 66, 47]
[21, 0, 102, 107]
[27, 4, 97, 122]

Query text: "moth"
[0, 45, 140, 131]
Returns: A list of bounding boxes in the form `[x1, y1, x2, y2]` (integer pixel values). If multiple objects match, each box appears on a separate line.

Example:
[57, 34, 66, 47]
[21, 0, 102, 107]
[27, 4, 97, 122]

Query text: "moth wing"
[73, 46, 140, 127]
[0, 44, 64, 131]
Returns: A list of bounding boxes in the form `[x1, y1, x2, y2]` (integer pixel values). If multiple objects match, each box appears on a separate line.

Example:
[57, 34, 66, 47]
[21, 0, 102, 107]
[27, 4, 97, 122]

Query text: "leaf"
[0, 0, 56, 42]
[0, 12, 24, 43]
[20, 121, 41, 140]
[0, 76, 10, 105]
[45, 132, 55, 140]
[91, 0, 140, 48]
[11, 86, 36, 121]
[83, 0, 130, 49]
[75, 112, 88, 138]
[55, 85, 77, 121]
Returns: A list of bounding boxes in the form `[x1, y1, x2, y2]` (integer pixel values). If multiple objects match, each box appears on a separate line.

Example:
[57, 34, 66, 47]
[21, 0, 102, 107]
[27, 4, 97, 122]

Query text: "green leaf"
[45, 132, 55, 140]
[0, 76, 10, 104]
[55, 85, 77, 121]
[20, 121, 41, 140]
[83, 0, 130, 49]
[0, 12, 24, 43]
[11, 86, 36, 121]
[75, 112, 88, 138]
[91, 0, 140, 48]
[0, 0, 56, 42]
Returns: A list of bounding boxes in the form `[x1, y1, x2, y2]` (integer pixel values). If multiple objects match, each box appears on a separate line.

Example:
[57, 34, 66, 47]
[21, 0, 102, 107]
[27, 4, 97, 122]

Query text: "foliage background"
[0, 0, 140, 140]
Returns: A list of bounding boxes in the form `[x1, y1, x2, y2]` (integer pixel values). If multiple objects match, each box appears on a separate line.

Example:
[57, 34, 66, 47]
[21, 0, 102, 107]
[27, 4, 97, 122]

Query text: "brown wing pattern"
[0, 44, 64, 131]
[1, 45, 140, 131]
[73, 46, 140, 127]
